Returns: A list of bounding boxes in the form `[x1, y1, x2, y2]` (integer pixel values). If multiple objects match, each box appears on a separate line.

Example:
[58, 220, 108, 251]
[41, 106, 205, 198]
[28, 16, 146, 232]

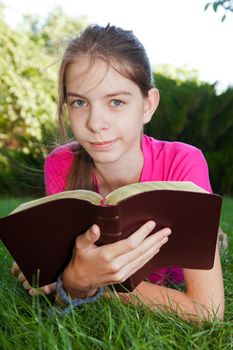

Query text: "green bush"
[0, 6, 86, 195]
[145, 74, 233, 195]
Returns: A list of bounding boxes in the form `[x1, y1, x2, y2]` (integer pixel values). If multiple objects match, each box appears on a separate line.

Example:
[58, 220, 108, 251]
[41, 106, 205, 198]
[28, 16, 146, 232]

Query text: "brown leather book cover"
[0, 183, 222, 292]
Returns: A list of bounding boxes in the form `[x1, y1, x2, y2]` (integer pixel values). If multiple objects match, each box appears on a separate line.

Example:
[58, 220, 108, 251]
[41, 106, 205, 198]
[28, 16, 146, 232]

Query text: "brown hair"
[57, 24, 154, 191]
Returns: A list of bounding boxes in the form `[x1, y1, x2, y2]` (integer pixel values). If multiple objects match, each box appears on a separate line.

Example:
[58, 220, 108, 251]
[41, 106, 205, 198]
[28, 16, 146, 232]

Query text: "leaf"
[204, 2, 210, 11]
[221, 14, 226, 21]
[213, 2, 219, 12]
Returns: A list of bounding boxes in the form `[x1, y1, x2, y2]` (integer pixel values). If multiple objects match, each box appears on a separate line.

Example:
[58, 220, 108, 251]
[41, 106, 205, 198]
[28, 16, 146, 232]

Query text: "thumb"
[11, 261, 20, 276]
[75, 224, 100, 250]
[41, 282, 56, 295]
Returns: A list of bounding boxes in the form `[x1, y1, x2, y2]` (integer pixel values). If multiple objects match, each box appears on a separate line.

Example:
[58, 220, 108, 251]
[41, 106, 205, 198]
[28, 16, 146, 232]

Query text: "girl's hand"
[63, 221, 171, 298]
[11, 262, 56, 296]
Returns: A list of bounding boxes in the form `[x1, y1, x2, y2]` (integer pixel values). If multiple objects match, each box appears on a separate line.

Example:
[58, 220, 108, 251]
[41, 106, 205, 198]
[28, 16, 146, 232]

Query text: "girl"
[12, 24, 224, 322]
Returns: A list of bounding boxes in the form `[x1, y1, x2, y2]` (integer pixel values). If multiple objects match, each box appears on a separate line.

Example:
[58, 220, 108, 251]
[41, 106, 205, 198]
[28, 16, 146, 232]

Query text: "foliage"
[145, 74, 233, 195]
[22, 7, 86, 55]
[154, 64, 200, 84]
[0, 5, 86, 195]
[204, 0, 233, 21]
[0, 196, 233, 349]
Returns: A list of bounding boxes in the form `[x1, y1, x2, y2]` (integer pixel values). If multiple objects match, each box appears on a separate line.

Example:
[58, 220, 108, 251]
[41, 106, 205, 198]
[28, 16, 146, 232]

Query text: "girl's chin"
[88, 150, 122, 165]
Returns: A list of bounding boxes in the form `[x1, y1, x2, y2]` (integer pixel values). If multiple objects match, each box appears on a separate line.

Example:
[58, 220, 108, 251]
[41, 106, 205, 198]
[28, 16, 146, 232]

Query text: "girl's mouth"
[90, 139, 117, 149]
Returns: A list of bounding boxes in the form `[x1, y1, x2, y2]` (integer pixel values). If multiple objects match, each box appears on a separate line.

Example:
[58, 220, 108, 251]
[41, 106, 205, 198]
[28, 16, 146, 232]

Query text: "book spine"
[94, 205, 122, 246]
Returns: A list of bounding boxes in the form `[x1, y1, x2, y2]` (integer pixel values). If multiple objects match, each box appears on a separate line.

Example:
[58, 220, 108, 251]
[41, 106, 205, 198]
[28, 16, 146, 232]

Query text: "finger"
[109, 234, 170, 284]
[18, 272, 27, 283]
[102, 221, 157, 260]
[113, 227, 171, 269]
[29, 288, 40, 296]
[11, 262, 20, 276]
[119, 238, 167, 281]
[80, 232, 168, 288]
[23, 279, 32, 290]
[75, 224, 100, 251]
[104, 228, 171, 283]
[27, 283, 56, 297]
[40, 282, 56, 295]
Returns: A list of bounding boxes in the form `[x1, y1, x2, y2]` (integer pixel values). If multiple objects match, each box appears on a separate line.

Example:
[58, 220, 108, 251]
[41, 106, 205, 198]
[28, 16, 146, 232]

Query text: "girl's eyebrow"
[104, 91, 132, 98]
[66, 91, 132, 99]
[66, 92, 85, 98]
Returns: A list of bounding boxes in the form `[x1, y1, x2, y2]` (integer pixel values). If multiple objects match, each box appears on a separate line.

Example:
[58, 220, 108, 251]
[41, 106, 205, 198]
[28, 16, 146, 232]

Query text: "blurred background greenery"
[0, 3, 233, 197]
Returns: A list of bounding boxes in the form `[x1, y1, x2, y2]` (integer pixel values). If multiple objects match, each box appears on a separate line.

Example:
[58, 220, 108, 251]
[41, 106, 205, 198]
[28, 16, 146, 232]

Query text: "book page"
[10, 190, 102, 215]
[106, 181, 208, 205]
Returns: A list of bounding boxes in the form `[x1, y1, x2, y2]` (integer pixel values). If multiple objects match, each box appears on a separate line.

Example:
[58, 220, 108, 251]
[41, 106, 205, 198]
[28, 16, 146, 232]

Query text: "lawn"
[0, 197, 232, 350]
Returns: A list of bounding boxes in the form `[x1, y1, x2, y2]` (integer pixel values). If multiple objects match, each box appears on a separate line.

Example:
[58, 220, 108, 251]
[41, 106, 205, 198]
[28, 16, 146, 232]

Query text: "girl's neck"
[94, 152, 144, 197]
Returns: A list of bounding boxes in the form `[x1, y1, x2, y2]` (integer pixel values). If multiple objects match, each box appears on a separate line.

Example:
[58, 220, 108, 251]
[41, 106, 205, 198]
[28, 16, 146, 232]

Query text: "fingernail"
[148, 221, 156, 230]
[165, 229, 172, 235]
[91, 227, 98, 238]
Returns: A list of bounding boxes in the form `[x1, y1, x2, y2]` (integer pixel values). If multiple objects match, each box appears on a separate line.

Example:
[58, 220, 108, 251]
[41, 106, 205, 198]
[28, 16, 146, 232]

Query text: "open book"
[0, 181, 222, 292]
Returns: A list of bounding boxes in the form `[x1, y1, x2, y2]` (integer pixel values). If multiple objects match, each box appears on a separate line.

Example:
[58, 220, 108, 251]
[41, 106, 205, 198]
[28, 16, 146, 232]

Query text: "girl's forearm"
[115, 281, 223, 322]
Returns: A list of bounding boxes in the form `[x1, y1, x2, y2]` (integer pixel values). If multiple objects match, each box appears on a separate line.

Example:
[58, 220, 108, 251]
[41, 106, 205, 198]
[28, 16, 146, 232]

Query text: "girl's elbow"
[187, 294, 225, 323]
[183, 303, 224, 323]
[199, 304, 224, 322]
[209, 300, 225, 321]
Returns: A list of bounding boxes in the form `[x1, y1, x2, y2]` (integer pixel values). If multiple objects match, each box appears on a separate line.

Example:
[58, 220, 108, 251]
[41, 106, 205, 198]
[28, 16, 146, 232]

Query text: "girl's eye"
[71, 99, 87, 108]
[111, 99, 124, 107]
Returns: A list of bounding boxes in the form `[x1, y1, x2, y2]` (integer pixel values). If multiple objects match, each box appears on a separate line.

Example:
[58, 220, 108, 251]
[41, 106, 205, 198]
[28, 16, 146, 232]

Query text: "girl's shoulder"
[44, 142, 79, 196]
[143, 134, 203, 158]
[45, 141, 77, 160]
[44, 141, 78, 172]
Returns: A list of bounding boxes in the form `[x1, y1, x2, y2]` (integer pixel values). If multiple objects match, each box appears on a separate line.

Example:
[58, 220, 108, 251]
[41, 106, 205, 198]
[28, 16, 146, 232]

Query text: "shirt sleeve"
[173, 148, 212, 193]
[44, 147, 74, 196]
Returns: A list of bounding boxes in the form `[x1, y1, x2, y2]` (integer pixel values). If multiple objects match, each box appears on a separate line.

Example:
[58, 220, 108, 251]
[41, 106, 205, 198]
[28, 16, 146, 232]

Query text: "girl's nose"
[86, 105, 110, 132]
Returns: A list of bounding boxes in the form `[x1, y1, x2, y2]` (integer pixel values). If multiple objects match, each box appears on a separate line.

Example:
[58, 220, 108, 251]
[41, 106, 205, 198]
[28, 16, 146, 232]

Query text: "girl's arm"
[62, 224, 224, 322]
[123, 245, 224, 322]
[12, 224, 224, 322]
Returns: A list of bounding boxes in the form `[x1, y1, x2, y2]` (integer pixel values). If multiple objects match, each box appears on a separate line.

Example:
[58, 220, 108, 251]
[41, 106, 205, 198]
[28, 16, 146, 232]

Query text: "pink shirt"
[44, 134, 212, 284]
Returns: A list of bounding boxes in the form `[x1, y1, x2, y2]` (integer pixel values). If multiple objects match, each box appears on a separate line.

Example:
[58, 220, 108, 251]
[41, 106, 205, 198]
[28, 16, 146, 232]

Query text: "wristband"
[49, 275, 104, 316]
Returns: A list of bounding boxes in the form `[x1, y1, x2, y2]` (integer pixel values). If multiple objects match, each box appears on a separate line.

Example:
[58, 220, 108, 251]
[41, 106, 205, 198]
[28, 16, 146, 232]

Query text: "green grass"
[0, 197, 233, 350]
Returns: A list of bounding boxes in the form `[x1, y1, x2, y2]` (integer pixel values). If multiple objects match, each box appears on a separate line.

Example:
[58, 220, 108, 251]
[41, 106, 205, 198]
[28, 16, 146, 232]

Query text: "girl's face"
[65, 56, 159, 167]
